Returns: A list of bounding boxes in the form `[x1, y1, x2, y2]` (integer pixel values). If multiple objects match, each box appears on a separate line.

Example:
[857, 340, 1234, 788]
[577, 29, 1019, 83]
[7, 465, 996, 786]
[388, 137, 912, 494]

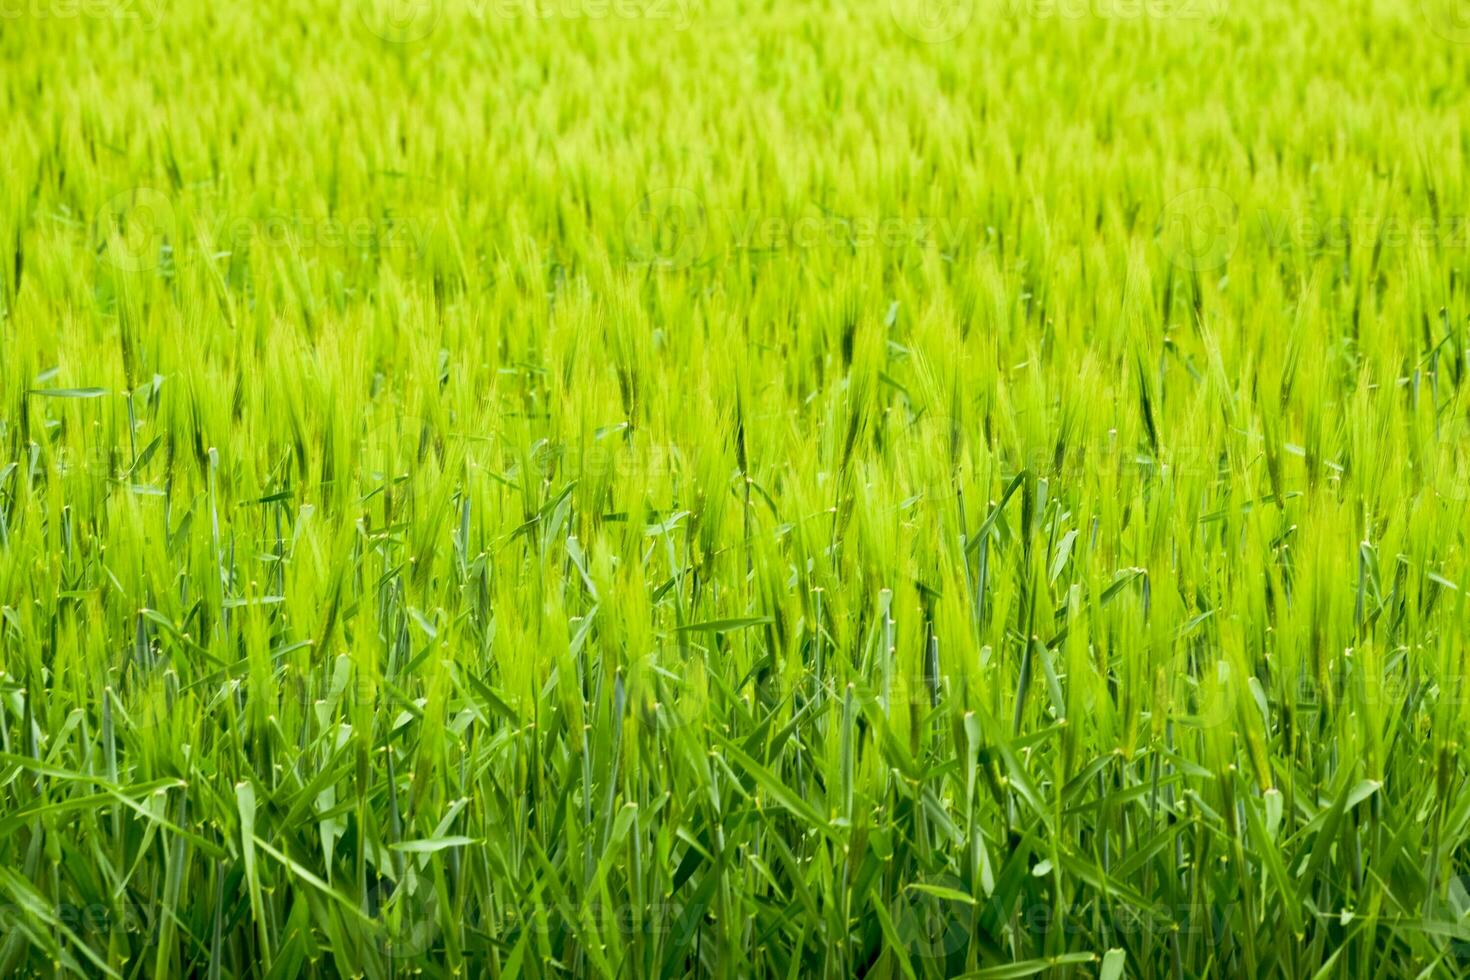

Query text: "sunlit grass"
[3, 0, 1470, 975]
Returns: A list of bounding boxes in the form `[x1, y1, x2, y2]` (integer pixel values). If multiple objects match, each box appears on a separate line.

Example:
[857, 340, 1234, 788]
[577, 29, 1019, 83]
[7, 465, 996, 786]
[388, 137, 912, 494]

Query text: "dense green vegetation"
[4, 0, 1470, 975]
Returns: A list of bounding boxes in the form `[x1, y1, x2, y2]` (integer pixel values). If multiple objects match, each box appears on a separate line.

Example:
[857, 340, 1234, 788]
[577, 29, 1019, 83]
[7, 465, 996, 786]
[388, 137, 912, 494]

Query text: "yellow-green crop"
[3, 0, 1470, 976]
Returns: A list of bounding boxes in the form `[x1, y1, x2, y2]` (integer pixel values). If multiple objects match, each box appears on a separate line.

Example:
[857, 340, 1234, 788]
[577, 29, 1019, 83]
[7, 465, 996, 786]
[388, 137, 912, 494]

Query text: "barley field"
[3, 0, 1470, 976]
